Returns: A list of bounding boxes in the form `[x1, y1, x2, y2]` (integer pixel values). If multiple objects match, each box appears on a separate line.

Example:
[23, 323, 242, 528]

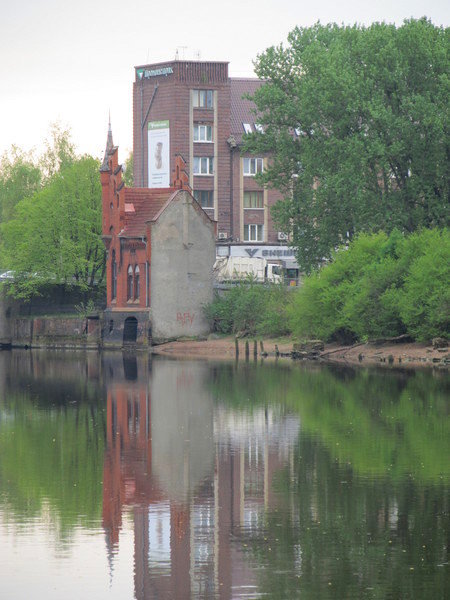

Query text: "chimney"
[172, 154, 191, 192]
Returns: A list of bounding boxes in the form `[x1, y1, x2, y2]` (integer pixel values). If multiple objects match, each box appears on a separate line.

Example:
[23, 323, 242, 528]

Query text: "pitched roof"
[120, 188, 175, 238]
[230, 78, 263, 144]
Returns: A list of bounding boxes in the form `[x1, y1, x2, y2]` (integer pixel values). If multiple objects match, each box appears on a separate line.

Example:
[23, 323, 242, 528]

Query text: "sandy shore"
[151, 336, 449, 368]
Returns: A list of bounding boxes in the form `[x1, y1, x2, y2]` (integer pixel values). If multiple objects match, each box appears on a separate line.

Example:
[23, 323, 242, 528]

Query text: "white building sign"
[137, 66, 173, 80]
[148, 121, 170, 188]
[228, 245, 296, 260]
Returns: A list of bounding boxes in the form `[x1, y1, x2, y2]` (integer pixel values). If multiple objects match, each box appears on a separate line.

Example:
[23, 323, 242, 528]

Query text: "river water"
[0, 350, 448, 599]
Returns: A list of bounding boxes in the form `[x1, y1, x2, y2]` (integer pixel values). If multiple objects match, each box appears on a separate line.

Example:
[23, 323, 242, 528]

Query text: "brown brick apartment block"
[132, 60, 287, 249]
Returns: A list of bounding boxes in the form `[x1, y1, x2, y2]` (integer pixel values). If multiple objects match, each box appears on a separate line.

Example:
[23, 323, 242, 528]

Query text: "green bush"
[288, 228, 449, 342]
[205, 229, 449, 342]
[204, 281, 291, 337]
[396, 229, 450, 340]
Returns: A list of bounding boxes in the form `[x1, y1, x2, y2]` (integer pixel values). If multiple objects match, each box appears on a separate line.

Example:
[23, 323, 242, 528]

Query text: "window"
[244, 191, 264, 209]
[194, 190, 214, 209]
[111, 250, 117, 300]
[127, 265, 133, 301]
[243, 157, 264, 176]
[193, 156, 214, 175]
[193, 89, 213, 108]
[242, 123, 252, 135]
[194, 124, 213, 142]
[134, 265, 140, 300]
[244, 224, 264, 242]
[254, 123, 264, 133]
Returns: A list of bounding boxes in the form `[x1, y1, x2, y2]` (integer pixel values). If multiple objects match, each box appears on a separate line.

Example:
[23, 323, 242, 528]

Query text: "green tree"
[122, 151, 134, 186]
[40, 121, 76, 179]
[245, 19, 449, 271]
[1, 156, 105, 299]
[0, 147, 41, 225]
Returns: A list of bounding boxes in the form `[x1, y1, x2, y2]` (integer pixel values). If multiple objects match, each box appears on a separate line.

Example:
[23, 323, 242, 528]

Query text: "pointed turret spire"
[100, 115, 114, 172]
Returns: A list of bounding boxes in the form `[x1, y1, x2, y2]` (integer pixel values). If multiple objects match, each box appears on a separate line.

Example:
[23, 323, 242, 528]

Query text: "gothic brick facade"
[100, 126, 216, 346]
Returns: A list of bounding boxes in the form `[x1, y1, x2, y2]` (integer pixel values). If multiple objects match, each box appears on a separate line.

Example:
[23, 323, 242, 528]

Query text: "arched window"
[111, 250, 117, 300]
[134, 265, 140, 300]
[127, 265, 133, 301]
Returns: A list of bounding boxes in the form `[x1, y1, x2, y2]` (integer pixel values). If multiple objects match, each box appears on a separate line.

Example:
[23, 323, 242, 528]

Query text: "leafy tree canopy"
[0, 124, 105, 299]
[39, 122, 76, 179]
[245, 19, 449, 271]
[122, 151, 134, 187]
[0, 147, 41, 224]
[0, 122, 76, 227]
[1, 156, 105, 299]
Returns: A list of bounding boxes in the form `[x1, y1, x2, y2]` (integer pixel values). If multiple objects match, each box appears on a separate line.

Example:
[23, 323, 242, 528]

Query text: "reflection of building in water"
[102, 356, 300, 599]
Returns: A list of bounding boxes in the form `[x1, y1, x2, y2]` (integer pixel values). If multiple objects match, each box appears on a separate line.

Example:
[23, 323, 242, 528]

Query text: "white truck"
[213, 257, 282, 284]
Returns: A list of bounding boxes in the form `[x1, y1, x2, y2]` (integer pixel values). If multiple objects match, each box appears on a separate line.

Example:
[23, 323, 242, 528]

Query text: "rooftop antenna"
[176, 46, 187, 60]
[195, 50, 201, 61]
[175, 48, 179, 61]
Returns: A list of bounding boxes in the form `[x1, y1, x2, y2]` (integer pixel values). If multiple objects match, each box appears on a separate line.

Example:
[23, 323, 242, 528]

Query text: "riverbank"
[151, 336, 449, 368]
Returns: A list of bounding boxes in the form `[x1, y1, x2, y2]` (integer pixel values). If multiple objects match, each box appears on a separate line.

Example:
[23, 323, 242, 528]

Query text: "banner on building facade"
[217, 244, 298, 265]
[148, 121, 170, 188]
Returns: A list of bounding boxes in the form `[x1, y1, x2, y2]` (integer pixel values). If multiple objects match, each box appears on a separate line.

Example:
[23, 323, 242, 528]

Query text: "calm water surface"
[0, 350, 448, 599]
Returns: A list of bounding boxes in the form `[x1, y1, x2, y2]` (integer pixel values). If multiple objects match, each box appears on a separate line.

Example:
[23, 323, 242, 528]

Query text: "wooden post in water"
[275, 344, 280, 358]
[245, 340, 250, 361]
[235, 337, 239, 359]
[253, 339, 258, 360]
[260, 340, 264, 354]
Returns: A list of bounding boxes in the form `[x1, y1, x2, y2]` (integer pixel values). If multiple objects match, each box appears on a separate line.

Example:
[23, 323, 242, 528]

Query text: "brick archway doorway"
[123, 316, 138, 344]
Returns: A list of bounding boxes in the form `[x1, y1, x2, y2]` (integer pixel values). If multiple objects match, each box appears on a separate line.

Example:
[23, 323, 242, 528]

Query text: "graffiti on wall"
[176, 312, 195, 327]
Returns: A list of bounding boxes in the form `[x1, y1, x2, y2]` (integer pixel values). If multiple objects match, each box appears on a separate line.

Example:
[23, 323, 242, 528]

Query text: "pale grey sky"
[0, 0, 448, 161]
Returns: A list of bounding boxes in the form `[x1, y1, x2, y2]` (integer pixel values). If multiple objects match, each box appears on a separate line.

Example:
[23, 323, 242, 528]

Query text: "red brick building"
[100, 125, 216, 346]
[132, 60, 297, 265]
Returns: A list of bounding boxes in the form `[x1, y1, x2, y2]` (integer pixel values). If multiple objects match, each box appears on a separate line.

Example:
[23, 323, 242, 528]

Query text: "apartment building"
[132, 60, 296, 263]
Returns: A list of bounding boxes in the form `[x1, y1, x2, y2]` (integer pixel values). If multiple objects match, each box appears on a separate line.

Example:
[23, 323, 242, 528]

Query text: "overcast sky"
[0, 0, 448, 162]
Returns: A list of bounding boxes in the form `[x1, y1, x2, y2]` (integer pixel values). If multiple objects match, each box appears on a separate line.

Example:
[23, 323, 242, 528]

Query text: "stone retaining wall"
[8, 315, 101, 349]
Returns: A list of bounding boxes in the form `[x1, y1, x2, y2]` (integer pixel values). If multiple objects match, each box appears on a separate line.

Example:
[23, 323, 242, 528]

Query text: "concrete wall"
[0, 293, 13, 347]
[150, 191, 215, 342]
[3, 315, 101, 349]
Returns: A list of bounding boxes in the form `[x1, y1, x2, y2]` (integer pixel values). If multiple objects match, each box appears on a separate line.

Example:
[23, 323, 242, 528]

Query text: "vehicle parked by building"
[213, 256, 300, 286]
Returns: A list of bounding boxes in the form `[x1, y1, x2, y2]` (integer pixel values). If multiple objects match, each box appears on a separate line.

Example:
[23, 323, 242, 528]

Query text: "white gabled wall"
[150, 191, 215, 342]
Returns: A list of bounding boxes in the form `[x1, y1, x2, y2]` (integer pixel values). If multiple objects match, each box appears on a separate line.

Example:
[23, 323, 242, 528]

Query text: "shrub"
[204, 281, 291, 337]
[396, 229, 450, 340]
[288, 228, 449, 342]
[205, 229, 449, 342]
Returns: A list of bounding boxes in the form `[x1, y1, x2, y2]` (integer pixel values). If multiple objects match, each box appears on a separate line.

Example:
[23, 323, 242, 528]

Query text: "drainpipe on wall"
[140, 79, 144, 187]
[227, 135, 237, 240]
[141, 237, 149, 307]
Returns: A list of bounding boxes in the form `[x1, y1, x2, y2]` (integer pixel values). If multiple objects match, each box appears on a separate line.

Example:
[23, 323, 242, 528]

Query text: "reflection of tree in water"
[211, 362, 450, 599]
[0, 351, 448, 598]
[0, 351, 105, 537]
[210, 363, 450, 483]
[244, 435, 449, 599]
